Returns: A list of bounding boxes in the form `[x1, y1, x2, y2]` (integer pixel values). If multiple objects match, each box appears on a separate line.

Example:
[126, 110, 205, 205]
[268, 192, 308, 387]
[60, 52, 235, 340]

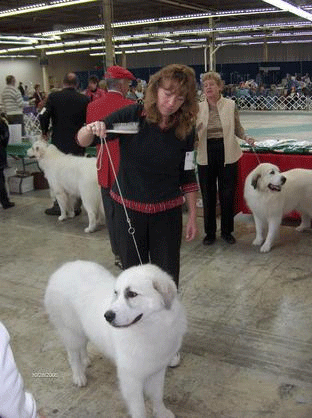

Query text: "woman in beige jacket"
[196, 72, 254, 245]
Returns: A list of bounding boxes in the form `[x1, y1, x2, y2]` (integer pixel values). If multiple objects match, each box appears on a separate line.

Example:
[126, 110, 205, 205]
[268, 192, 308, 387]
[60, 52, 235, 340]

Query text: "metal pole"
[121, 50, 127, 68]
[208, 17, 216, 71]
[40, 48, 49, 93]
[103, 0, 115, 68]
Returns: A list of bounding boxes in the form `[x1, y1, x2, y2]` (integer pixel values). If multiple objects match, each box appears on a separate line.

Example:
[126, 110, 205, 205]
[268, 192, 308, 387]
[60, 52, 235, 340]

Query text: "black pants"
[113, 202, 182, 287]
[101, 187, 119, 257]
[0, 169, 10, 206]
[7, 114, 25, 137]
[197, 139, 238, 238]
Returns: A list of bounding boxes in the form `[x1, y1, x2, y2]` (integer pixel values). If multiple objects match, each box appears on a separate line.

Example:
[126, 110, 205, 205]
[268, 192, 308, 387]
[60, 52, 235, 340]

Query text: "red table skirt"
[235, 152, 312, 217]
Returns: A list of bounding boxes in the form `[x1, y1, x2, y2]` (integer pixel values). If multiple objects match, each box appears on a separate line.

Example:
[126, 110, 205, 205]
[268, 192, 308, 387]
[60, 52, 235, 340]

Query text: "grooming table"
[6, 142, 97, 171]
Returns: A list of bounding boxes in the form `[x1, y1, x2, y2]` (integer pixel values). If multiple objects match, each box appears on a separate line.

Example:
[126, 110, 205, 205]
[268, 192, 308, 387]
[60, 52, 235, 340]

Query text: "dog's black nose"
[104, 310, 116, 323]
[281, 176, 287, 185]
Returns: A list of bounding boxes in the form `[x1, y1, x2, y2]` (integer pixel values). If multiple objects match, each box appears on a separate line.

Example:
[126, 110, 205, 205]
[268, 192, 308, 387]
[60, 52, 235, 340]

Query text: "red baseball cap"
[105, 66, 136, 81]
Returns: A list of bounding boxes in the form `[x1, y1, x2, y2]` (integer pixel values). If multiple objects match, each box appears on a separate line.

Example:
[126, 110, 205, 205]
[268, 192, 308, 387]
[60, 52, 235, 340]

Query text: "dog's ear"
[153, 277, 177, 310]
[251, 173, 261, 189]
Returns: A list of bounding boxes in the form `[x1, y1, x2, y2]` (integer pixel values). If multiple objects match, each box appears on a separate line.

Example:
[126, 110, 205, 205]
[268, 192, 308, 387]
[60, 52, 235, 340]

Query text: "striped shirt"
[1, 85, 24, 115]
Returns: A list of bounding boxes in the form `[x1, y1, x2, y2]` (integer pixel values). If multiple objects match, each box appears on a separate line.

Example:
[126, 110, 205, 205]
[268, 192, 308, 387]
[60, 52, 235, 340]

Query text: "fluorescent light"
[262, 0, 312, 21]
[35, 7, 280, 37]
[0, 0, 96, 18]
[0, 55, 38, 58]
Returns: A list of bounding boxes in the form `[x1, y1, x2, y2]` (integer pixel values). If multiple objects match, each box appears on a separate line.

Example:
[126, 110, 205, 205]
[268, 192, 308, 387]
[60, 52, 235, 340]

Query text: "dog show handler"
[78, 64, 199, 286]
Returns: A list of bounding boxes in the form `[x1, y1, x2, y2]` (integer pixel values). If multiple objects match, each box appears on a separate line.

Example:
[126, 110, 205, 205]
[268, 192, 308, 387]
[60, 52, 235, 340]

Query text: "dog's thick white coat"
[27, 140, 104, 232]
[244, 163, 312, 252]
[44, 261, 187, 418]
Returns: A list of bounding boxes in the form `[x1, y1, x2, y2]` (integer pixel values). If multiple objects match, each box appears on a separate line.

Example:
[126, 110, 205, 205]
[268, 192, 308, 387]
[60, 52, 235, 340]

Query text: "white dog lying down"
[244, 163, 312, 252]
[27, 140, 104, 233]
[44, 261, 187, 418]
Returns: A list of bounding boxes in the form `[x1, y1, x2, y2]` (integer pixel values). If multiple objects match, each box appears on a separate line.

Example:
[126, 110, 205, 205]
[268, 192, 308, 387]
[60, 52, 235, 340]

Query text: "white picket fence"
[232, 95, 312, 111]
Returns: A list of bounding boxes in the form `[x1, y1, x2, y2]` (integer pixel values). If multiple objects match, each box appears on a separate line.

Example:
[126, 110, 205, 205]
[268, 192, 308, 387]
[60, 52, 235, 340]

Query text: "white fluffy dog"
[27, 140, 104, 232]
[44, 261, 187, 418]
[244, 163, 312, 252]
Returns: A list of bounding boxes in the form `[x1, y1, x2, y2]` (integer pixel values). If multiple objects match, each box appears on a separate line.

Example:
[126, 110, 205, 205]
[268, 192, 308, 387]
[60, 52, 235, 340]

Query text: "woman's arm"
[77, 103, 141, 147]
[0, 323, 37, 418]
[77, 121, 106, 147]
[184, 191, 198, 241]
[234, 106, 255, 146]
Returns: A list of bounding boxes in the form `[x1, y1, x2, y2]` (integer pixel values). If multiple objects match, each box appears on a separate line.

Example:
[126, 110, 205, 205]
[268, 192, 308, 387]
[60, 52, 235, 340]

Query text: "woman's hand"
[185, 215, 198, 242]
[245, 136, 256, 146]
[86, 121, 107, 138]
[77, 121, 107, 147]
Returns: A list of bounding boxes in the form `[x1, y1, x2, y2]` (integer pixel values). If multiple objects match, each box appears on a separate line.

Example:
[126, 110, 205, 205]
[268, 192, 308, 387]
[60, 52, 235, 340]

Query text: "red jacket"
[86, 91, 134, 188]
[85, 87, 106, 102]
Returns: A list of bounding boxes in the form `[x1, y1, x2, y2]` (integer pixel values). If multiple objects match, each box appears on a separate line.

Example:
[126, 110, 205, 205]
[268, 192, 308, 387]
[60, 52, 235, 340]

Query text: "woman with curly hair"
[78, 64, 199, 287]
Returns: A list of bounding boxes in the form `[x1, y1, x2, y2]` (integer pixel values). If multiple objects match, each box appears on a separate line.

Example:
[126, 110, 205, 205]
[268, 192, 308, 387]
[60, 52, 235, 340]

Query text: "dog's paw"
[260, 242, 272, 253]
[252, 237, 263, 246]
[68, 211, 75, 218]
[73, 372, 87, 387]
[296, 224, 309, 232]
[58, 215, 67, 221]
[84, 226, 96, 233]
[154, 407, 175, 418]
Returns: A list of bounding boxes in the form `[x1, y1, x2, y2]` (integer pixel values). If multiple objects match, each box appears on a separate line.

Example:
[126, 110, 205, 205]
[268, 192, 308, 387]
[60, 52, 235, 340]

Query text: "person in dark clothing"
[86, 65, 135, 269]
[78, 64, 199, 287]
[0, 113, 14, 209]
[18, 82, 25, 98]
[39, 72, 90, 215]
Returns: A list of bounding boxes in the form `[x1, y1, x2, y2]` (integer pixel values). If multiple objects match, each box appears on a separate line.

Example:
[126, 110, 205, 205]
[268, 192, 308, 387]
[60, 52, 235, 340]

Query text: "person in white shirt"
[0, 321, 39, 418]
[1, 75, 26, 136]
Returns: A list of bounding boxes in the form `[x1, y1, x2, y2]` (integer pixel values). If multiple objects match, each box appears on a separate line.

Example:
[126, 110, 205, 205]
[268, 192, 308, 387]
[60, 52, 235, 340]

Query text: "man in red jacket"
[86, 65, 136, 269]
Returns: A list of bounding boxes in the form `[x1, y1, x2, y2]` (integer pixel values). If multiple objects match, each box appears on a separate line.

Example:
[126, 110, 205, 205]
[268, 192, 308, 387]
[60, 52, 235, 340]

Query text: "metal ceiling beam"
[154, 0, 211, 13]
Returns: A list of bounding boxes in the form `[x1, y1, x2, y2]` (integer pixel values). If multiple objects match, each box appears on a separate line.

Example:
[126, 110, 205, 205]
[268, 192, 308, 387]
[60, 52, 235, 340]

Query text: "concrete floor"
[2, 111, 312, 418]
[1, 188, 312, 418]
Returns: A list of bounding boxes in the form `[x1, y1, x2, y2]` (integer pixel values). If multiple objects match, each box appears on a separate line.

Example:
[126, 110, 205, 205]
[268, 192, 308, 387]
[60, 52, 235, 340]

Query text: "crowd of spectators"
[222, 72, 312, 99]
[211, 72, 312, 110]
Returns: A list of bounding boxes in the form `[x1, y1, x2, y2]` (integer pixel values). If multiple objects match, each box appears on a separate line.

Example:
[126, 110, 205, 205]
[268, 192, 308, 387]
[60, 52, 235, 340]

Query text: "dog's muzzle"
[268, 184, 282, 192]
[268, 176, 286, 192]
[104, 310, 143, 328]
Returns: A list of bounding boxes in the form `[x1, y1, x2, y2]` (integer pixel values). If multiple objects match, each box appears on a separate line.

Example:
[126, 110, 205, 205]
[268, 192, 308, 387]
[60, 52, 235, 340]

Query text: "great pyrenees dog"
[27, 140, 104, 233]
[244, 163, 312, 252]
[44, 261, 186, 418]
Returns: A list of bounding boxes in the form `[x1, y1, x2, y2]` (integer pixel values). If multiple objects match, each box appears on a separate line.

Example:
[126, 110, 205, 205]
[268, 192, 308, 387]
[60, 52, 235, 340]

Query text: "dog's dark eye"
[114, 290, 118, 296]
[270, 170, 275, 174]
[126, 290, 138, 298]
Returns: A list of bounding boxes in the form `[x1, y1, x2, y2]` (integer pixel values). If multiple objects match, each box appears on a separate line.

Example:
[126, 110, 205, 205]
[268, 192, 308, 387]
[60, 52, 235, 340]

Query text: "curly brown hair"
[144, 64, 199, 140]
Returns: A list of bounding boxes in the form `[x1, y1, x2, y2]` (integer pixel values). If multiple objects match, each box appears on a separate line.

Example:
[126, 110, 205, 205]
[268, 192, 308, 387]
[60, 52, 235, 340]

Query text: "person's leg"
[148, 206, 182, 287]
[113, 202, 149, 269]
[197, 153, 218, 241]
[101, 188, 120, 265]
[45, 200, 61, 216]
[0, 169, 14, 209]
[218, 161, 238, 241]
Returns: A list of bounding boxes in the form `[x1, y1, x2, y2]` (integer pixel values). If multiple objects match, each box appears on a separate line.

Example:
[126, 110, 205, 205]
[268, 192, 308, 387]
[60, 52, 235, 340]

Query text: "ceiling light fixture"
[35, 7, 280, 37]
[0, 0, 96, 18]
[261, 0, 312, 21]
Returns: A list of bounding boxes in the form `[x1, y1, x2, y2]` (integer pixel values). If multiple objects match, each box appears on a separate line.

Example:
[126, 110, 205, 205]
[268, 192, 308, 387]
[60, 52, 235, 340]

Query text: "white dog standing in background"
[44, 261, 187, 418]
[244, 163, 312, 252]
[27, 140, 104, 233]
